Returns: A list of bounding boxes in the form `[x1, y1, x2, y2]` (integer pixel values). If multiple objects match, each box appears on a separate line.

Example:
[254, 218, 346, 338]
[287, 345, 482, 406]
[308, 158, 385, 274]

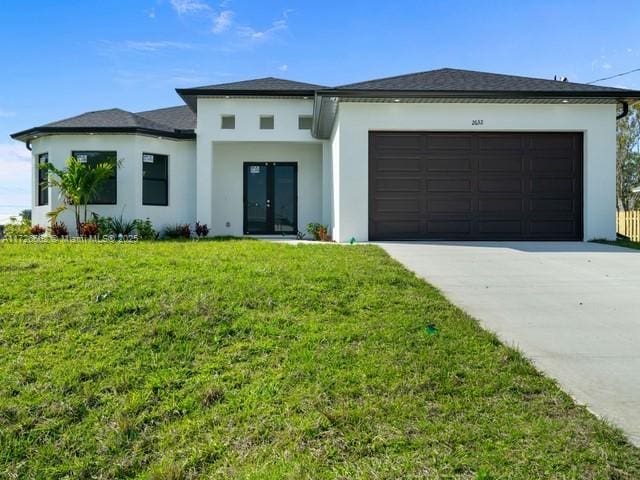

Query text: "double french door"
[243, 162, 298, 235]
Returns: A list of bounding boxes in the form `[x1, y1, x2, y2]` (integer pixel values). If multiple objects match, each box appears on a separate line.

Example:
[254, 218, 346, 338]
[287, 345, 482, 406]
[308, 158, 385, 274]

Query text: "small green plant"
[91, 213, 114, 236]
[4, 216, 31, 236]
[163, 224, 191, 239]
[30, 225, 46, 236]
[134, 218, 157, 240]
[195, 221, 209, 238]
[306, 222, 330, 241]
[50, 222, 68, 238]
[109, 215, 136, 236]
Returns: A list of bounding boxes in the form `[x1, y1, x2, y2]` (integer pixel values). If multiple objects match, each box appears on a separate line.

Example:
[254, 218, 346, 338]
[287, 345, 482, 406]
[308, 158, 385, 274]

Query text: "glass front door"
[244, 162, 297, 235]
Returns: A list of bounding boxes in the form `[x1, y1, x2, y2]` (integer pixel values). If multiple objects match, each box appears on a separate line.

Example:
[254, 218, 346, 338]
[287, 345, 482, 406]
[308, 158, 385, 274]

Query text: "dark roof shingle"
[334, 68, 627, 93]
[186, 77, 326, 91]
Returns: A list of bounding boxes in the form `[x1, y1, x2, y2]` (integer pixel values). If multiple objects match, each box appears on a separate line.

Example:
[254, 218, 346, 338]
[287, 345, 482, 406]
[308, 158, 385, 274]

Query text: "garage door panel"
[426, 157, 473, 171]
[374, 133, 423, 152]
[374, 197, 421, 214]
[531, 155, 575, 173]
[531, 177, 577, 194]
[373, 220, 421, 237]
[528, 220, 577, 235]
[375, 157, 422, 172]
[428, 198, 473, 213]
[375, 177, 421, 192]
[427, 220, 471, 234]
[478, 178, 523, 193]
[478, 135, 524, 150]
[530, 198, 576, 213]
[427, 134, 473, 150]
[427, 179, 473, 192]
[479, 198, 523, 213]
[478, 220, 523, 234]
[369, 132, 583, 240]
[527, 133, 577, 150]
[478, 156, 524, 172]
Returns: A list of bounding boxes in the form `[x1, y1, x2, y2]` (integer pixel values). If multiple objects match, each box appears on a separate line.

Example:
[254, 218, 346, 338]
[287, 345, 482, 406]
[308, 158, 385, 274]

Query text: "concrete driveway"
[378, 241, 640, 446]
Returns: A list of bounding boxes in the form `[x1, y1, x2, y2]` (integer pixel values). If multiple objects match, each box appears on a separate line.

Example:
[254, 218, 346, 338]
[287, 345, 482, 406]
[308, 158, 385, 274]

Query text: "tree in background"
[19, 209, 31, 221]
[617, 105, 640, 211]
[42, 156, 118, 236]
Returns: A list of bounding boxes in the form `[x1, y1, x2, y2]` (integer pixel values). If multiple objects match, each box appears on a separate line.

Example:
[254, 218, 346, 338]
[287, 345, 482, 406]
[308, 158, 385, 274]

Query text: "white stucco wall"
[330, 101, 617, 243]
[195, 97, 326, 235]
[30, 134, 196, 233]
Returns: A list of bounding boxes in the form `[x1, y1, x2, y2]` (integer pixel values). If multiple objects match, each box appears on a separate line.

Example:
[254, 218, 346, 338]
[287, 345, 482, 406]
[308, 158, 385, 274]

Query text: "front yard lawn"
[1, 240, 639, 478]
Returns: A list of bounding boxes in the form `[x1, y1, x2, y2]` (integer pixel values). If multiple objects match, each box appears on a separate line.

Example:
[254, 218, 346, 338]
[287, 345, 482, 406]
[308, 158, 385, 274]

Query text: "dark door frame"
[243, 162, 298, 235]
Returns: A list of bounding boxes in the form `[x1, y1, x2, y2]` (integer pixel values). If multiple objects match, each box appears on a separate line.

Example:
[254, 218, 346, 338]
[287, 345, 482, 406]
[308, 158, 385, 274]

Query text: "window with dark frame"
[221, 114, 235, 129]
[37, 153, 48, 206]
[142, 153, 168, 206]
[72, 150, 117, 204]
[259, 115, 274, 129]
[298, 115, 312, 130]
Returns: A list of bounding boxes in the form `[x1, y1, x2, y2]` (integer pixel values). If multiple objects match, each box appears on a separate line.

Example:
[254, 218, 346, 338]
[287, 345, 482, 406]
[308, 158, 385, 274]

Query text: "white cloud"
[124, 40, 195, 52]
[278, 64, 288, 72]
[0, 108, 15, 118]
[212, 10, 233, 33]
[170, 0, 211, 15]
[238, 18, 287, 41]
[0, 141, 31, 221]
[602, 62, 613, 70]
[147, 8, 156, 19]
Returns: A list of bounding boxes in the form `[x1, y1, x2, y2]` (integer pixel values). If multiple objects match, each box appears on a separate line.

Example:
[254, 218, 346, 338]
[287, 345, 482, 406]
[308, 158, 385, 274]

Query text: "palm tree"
[41, 156, 118, 235]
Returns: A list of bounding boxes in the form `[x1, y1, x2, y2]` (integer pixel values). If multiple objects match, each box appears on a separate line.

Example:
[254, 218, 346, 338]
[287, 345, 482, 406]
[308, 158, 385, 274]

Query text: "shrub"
[91, 213, 114, 236]
[195, 221, 210, 238]
[4, 216, 31, 237]
[30, 225, 46, 236]
[163, 224, 191, 239]
[50, 222, 68, 238]
[80, 222, 99, 238]
[306, 223, 330, 241]
[109, 215, 136, 236]
[134, 218, 157, 240]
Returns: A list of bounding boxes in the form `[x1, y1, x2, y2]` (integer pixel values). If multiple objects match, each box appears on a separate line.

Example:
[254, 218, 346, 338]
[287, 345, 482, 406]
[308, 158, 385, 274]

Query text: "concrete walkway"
[378, 241, 640, 446]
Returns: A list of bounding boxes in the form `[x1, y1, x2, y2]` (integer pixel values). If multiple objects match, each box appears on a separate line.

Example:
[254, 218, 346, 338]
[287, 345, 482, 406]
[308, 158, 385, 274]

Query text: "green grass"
[595, 238, 640, 250]
[1, 240, 639, 479]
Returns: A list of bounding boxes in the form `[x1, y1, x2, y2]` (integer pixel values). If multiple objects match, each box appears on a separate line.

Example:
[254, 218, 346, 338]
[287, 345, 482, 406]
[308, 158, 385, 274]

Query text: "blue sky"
[1, 0, 639, 222]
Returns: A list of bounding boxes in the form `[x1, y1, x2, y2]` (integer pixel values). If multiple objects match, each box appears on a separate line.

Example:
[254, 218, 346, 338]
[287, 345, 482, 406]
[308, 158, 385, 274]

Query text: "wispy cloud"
[212, 10, 233, 33]
[146, 8, 156, 19]
[602, 62, 613, 70]
[170, 0, 211, 15]
[237, 18, 287, 41]
[0, 108, 15, 118]
[278, 64, 288, 72]
[124, 40, 195, 52]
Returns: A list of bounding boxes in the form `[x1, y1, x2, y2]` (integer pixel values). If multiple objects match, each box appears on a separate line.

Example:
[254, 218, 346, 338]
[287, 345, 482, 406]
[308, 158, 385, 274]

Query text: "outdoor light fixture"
[393, 98, 401, 103]
[562, 100, 569, 103]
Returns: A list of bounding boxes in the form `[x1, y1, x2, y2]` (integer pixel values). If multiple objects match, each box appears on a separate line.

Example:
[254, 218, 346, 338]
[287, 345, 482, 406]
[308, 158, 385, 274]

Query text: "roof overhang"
[311, 89, 640, 139]
[176, 88, 317, 111]
[10, 126, 195, 143]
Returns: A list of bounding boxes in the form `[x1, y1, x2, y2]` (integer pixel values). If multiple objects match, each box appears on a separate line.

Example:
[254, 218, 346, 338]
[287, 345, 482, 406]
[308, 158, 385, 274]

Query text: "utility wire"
[587, 67, 640, 85]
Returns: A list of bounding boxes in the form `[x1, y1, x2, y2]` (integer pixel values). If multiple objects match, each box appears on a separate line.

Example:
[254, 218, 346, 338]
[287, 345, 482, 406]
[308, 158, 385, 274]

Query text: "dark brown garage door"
[369, 132, 583, 240]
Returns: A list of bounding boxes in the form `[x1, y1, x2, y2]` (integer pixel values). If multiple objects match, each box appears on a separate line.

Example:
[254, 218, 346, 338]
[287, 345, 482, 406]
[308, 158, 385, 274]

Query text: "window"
[142, 153, 168, 206]
[37, 153, 48, 206]
[72, 150, 117, 204]
[259, 115, 274, 130]
[298, 115, 312, 130]
[221, 115, 235, 129]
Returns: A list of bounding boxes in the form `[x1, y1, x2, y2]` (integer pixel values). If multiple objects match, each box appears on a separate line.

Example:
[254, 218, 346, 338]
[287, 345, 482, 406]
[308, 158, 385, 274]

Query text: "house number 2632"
[471, 119, 484, 126]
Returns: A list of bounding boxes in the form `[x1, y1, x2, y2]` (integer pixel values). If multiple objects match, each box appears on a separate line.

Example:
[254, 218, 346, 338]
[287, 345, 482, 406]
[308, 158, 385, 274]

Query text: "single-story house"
[11, 68, 640, 242]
